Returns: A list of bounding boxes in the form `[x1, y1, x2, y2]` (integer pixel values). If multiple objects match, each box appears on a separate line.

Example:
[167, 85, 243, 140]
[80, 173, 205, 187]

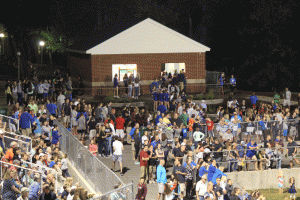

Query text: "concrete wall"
[226, 168, 300, 190]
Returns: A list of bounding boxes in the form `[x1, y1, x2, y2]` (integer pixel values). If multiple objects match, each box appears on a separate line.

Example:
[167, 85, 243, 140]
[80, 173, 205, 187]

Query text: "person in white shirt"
[196, 175, 208, 200]
[112, 137, 124, 176]
[57, 91, 66, 117]
[284, 88, 291, 108]
[200, 100, 207, 112]
[74, 98, 80, 106]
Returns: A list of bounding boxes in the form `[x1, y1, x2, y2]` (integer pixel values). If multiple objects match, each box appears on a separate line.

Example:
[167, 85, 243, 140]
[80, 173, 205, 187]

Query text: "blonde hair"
[224, 114, 229, 120]
[221, 175, 227, 182]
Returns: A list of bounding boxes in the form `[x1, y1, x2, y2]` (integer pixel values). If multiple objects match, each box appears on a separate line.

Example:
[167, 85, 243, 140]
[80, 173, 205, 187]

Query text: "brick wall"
[91, 52, 206, 83]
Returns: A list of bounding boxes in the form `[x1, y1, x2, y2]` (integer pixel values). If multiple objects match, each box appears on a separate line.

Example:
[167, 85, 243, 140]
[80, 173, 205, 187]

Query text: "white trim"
[86, 18, 210, 55]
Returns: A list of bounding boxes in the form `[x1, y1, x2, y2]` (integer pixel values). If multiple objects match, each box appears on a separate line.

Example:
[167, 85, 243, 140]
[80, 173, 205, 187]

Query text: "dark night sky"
[1, 0, 300, 92]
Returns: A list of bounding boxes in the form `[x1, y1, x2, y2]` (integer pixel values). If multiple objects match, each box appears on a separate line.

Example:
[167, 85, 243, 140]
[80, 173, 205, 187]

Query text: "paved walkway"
[96, 143, 173, 199]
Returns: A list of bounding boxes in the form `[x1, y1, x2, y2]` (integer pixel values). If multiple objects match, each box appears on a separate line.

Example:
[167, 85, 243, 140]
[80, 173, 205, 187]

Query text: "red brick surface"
[69, 52, 206, 96]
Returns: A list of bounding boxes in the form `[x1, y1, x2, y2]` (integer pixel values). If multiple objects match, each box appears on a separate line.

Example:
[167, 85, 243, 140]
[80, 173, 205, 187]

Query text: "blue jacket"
[20, 112, 35, 129]
[51, 130, 61, 144]
[250, 95, 258, 105]
[129, 127, 140, 139]
[150, 82, 159, 92]
[207, 164, 216, 182]
[155, 115, 162, 125]
[211, 168, 227, 185]
[47, 103, 57, 115]
[198, 166, 208, 177]
[157, 165, 167, 184]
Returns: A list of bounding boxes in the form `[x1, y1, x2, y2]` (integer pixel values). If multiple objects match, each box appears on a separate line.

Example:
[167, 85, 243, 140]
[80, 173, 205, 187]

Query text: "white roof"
[86, 18, 210, 55]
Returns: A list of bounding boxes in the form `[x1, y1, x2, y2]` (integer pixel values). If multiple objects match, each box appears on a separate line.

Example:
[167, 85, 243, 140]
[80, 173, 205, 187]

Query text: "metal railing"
[89, 182, 134, 200]
[210, 145, 300, 171]
[212, 119, 298, 142]
[0, 114, 19, 132]
[2, 131, 32, 162]
[54, 118, 128, 195]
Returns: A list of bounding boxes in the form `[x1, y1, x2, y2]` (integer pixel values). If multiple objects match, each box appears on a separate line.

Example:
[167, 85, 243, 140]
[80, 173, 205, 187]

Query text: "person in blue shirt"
[198, 161, 209, 181]
[150, 135, 160, 149]
[219, 73, 225, 96]
[164, 90, 170, 109]
[20, 107, 36, 136]
[158, 89, 164, 103]
[113, 73, 119, 98]
[230, 75, 236, 96]
[207, 159, 217, 182]
[157, 160, 167, 200]
[250, 92, 258, 109]
[46, 100, 57, 117]
[157, 102, 167, 115]
[155, 111, 162, 125]
[245, 139, 259, 171]
[150, 78, 159, 93]
[153, 89, 159, 111]
[51, 125, 61, 148]
[178, 70, 185, 92]
[28, 175, 41, 200]
[34, 113, 42, 136]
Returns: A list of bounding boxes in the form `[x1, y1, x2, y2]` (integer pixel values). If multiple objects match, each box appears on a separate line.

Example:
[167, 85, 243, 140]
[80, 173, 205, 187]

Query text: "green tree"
[30, 27, 73, 64]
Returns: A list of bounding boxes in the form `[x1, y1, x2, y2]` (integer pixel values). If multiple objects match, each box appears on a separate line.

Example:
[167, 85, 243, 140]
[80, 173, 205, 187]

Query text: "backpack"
[236, 145, 244, 158]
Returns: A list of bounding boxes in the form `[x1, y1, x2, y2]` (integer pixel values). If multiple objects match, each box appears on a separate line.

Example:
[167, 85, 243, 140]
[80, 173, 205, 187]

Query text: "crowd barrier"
[212, 119, 298, 142]
[210, 145, 300, 172]
[21, 160, 58, 193]
[0, 114, 19, 132]
[53, 118, 130, 195]
[0, 160, 43, 196]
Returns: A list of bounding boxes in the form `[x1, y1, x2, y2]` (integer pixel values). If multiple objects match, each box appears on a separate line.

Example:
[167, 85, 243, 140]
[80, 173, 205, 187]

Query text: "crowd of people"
[2, 69, 300, 200]
[1, 72, 94, 200]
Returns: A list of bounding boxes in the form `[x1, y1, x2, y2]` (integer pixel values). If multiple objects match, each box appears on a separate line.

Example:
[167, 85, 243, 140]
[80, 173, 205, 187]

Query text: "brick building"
[68, 18, 210, 96]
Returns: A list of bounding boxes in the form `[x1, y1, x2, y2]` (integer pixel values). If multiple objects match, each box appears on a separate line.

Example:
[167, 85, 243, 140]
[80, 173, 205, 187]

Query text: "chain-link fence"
[0, 160, 43, 199]
[2, 131, 32, 154]
[2, 136, 32, 163]
[54, 118, 130, 195]
[90, 182, 134, 200]
[0, 114, 19, 132]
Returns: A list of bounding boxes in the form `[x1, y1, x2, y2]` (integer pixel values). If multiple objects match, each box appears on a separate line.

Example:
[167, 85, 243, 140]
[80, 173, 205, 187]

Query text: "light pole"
[0, 33, 4, 56]
[39, 41, 45, 64]
[17, 52, 21, 80]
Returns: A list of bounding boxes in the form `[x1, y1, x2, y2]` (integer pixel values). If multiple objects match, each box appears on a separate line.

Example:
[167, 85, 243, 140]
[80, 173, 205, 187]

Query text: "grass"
[246, 188, 300, 200]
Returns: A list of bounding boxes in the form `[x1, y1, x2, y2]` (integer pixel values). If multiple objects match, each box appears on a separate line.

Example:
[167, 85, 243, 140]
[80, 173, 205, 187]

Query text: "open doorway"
[163, 63, 185, 75]
[112, 64, 137, 81]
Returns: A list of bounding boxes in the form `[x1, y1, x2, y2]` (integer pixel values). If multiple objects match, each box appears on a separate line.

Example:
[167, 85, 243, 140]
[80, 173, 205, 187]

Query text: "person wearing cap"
[17, 187, 29, 200]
